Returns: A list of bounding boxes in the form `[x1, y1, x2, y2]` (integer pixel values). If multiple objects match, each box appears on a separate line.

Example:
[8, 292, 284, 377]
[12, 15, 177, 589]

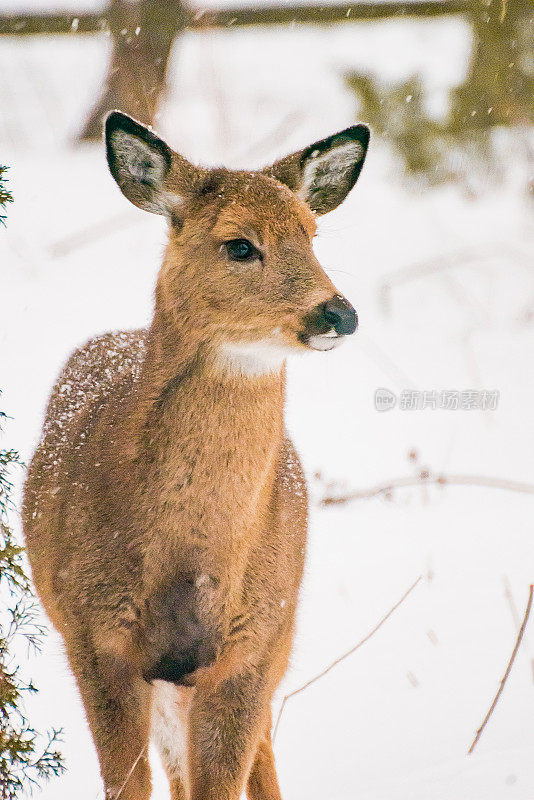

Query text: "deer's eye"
[224, 239, 261, 262]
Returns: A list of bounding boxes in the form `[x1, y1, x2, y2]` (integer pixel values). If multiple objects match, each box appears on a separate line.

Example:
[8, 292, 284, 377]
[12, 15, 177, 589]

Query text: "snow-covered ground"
[1, 15, 534, 800]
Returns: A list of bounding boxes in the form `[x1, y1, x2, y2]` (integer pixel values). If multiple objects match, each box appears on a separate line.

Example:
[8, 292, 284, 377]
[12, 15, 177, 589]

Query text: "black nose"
[323, 296, 358, 335]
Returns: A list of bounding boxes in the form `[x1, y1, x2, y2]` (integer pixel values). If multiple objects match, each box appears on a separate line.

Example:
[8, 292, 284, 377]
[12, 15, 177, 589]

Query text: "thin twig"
[115, 745, 147, 800]
[380, 243, 533, 294]
[502, 576, 520, 631]
[468, 584, 533, 755]
[357, 332, 417, 391]
[229, 112, 305, 165]
[379, 243, 534, 314]
[49, 211, 140, 258]
[502, 577, 534, 685]
[321, 473, 534, 506]
[272, 575, 422, 742]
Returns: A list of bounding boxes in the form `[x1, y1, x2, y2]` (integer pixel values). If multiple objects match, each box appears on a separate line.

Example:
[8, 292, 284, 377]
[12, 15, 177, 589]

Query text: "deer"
[22, 110, 369, 800]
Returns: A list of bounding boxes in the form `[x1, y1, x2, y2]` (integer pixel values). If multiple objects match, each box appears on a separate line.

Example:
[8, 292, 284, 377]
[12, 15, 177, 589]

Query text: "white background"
[1, 10, 534, 799]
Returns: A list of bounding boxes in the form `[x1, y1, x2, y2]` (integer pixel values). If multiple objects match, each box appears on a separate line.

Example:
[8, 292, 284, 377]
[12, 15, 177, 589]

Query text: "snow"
[2, 16, 534, 800]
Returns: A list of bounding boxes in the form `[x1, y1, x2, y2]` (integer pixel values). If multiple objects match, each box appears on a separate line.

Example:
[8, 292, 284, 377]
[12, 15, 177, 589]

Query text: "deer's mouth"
[306, 329, 347, 351]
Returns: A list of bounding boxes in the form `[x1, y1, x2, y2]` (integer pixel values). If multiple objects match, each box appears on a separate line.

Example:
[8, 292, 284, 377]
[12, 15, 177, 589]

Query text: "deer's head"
[105, 112, 369, 375]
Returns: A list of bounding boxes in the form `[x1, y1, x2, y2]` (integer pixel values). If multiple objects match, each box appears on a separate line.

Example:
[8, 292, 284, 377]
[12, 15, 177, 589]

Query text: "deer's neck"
[130, 315, 286, 555]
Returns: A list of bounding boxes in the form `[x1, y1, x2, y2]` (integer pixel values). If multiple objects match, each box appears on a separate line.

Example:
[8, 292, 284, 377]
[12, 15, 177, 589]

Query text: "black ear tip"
[104, 110, 125, 135]
[357, 123, 371, 142]
[104, 111, 129, 152]
[302, 124, 370, 164]
[105, 109, 127, 124]
[103, 111, 173, 182]
[104, 110, 147, 141]
[344, 123, 371, 149]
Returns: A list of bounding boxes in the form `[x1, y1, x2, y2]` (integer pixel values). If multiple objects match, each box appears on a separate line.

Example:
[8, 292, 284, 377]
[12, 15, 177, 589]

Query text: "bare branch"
[320, 473, 534, 506]
[272, 575, 422, 742]
[468, 584, 533, 754]
[115, 745, 148, 800]
[0, 13, 104, 36]
[192, 0, 470, 29]
[0, 1, 471, 37]
[379, 243, 534, 315]
[502, 576, 521, 631]
[49, 211, 139, 258]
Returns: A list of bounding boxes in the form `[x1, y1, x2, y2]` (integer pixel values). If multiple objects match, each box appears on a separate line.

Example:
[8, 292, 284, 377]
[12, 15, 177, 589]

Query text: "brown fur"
[23, 114, 368, 800]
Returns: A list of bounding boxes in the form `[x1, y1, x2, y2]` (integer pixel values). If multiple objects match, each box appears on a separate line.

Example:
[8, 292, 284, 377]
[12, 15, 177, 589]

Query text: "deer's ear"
[105, 111, 176, 215]
[265, 125, 370, 215]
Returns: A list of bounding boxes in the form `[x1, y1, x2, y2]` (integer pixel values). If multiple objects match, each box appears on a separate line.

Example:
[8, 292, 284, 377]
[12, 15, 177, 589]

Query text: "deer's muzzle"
[302, 294, 358, 351]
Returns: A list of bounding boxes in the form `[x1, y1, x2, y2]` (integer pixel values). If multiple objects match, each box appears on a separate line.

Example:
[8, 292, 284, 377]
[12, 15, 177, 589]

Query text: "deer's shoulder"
[40, 329, 147, 451]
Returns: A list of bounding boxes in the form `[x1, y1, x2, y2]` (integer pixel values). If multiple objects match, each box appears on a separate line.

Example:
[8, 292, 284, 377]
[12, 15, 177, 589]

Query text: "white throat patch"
[215, 339, 295, 377]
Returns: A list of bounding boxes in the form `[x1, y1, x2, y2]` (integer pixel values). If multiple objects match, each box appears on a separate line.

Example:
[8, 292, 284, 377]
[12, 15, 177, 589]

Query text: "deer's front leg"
[188, 670, 270, 800]
[246, 718, 283, 800]
[245, 622, 297, 800]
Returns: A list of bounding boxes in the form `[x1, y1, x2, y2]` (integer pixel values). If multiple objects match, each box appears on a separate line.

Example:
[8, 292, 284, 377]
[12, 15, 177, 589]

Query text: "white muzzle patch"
[307, 329, 346, 351]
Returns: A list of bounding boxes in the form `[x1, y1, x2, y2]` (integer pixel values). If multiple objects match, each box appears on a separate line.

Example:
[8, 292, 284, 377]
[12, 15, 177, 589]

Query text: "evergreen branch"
[0, 394, 64, 797]
[0, 167, 13, 227]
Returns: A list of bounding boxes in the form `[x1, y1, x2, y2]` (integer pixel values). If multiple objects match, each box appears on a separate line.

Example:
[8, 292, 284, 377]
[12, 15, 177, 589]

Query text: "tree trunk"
[450, 0, 534, 129]
[80, 0, 186, 140]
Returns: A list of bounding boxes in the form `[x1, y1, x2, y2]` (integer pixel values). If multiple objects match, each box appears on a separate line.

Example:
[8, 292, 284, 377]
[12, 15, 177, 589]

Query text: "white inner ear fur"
[300, 140, 365, 196]
[111, 129, 167, 186]
[110, 129, 181, 214]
